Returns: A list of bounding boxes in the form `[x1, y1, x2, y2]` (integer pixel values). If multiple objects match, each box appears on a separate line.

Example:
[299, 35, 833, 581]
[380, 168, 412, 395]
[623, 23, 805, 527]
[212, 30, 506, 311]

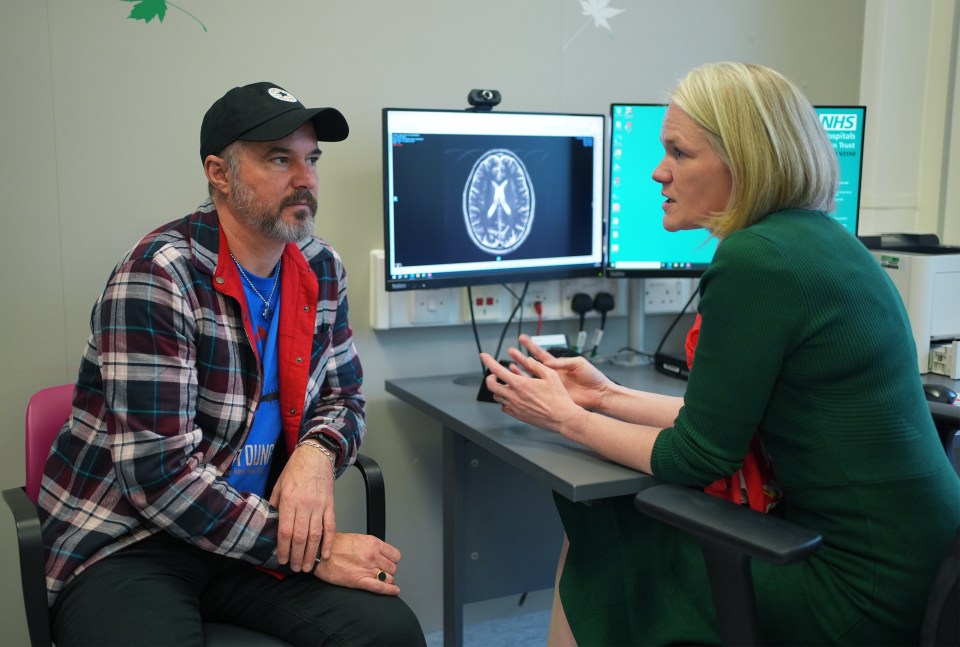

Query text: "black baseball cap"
[200, 82, 349, 161]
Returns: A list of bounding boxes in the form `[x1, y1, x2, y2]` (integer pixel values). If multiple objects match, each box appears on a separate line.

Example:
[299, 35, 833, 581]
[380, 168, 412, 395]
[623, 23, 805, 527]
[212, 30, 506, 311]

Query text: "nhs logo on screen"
[819, 113, 858, 131]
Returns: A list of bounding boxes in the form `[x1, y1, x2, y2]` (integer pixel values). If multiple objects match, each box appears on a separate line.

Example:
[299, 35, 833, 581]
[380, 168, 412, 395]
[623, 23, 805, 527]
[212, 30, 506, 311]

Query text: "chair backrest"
[928, 400, 960, 468]
[920, 525, 960, 645]
[24, 384, 74, 503]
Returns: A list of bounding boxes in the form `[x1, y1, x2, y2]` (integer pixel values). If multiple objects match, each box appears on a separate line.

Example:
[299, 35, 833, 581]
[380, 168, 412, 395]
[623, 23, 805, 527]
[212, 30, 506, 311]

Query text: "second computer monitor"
[605, 104, 866, 278]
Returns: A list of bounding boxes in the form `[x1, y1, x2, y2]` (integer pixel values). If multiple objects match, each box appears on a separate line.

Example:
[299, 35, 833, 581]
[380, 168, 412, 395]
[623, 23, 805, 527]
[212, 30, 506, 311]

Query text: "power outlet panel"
[369, 249, 633, 329]
[464, 284, 512, 322]
[645, 278, 696, 314]
[521, 281, 563, 320]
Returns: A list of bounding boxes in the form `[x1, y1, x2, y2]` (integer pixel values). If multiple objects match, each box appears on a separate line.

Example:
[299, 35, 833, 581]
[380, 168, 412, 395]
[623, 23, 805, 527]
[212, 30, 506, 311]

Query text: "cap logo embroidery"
[268, 88, 298, 103]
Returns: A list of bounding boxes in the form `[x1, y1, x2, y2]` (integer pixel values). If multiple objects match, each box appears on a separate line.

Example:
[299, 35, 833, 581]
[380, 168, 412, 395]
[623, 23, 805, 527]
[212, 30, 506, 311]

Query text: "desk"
[385, 365, 686, 647]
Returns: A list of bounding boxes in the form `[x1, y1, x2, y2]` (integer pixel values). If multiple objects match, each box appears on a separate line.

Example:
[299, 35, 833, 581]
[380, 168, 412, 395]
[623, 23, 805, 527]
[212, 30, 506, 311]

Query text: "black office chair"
[633, 401, 960, 646]
[3, 384, 386, 647]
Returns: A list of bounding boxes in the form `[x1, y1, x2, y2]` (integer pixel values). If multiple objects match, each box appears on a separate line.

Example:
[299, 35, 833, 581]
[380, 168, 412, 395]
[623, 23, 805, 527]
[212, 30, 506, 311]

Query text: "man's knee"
[304, 591, 425, 646]
[213, 571, 426, 646]
[359, 596, 426, 646]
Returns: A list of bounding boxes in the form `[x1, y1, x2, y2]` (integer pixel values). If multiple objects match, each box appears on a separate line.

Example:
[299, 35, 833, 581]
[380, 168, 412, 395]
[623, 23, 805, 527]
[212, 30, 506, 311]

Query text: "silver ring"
[377, 570, 387, 582]
[497, 395, 505, 405]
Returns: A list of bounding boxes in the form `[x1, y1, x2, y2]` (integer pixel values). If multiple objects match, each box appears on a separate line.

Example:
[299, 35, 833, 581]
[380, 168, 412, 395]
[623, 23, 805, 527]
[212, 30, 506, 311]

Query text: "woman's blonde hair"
[671, 62, 838, 239]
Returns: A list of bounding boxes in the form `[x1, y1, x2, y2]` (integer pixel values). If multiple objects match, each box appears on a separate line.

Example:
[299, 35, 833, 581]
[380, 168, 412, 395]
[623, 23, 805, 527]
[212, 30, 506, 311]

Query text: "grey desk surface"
[385, 363, 687, 502]
[922, 372, 960, 387]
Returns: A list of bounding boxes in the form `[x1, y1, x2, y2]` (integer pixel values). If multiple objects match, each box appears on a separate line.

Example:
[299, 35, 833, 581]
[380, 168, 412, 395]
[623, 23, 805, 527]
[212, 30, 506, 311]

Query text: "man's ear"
[204, 154, 231, 196]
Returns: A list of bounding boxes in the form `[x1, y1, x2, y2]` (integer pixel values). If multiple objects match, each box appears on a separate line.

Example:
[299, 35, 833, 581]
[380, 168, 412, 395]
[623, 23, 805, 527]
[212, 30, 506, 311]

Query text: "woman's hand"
[512, 334, 612, 412]
[480, 344, 591, 438]
[312, 532, 403, 596]
[482, 335, 666, 473]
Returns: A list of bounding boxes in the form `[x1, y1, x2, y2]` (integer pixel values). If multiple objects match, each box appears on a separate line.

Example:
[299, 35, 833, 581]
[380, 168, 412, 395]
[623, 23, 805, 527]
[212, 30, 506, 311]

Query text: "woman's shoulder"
[729, 208, 828, 241]
[716, 209, 859, 268]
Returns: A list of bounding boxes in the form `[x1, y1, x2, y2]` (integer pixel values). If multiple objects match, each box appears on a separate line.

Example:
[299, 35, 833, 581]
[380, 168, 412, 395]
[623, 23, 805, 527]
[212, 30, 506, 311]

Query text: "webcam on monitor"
[467, 89, 501, 111]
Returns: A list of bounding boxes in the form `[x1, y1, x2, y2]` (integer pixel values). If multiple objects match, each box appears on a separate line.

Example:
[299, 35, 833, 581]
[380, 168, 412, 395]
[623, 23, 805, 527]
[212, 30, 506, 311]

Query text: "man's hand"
[312, 532, 404, 596]
[268, 442, 336, 573]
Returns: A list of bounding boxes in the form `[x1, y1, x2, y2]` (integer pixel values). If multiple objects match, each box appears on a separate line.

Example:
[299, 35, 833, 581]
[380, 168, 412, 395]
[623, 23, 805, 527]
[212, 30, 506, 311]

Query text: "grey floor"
[424, 610, 551, 647]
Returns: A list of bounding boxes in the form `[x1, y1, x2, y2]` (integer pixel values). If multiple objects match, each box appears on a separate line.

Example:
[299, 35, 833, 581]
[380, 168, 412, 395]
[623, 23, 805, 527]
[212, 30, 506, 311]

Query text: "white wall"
[3, 0, 953, 641]
[859, 0, 960, 240]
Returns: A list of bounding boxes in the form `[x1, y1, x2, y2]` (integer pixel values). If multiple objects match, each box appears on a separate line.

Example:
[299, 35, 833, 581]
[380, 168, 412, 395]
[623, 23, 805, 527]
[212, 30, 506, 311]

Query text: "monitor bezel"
[382, 107, 607, 292]
[602, 103, 868, 280]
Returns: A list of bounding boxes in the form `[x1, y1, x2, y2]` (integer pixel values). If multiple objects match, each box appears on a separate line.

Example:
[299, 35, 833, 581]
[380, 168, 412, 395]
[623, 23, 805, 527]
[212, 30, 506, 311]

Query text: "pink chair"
[23, 384, 73, 503]
[2, 384, 73, 646]
[4, 384, 386, 646]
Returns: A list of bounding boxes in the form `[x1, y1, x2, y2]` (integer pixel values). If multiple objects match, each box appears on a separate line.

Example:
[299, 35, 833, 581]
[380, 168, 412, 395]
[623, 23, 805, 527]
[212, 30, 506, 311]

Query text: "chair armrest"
[634, 482, 822, 645]
[3, 487, 52, 647]
[633, 482, 822, 565]
[351, 454, 385, 541]
[929, 402, 960, 466]
[929, 401, 960, 429]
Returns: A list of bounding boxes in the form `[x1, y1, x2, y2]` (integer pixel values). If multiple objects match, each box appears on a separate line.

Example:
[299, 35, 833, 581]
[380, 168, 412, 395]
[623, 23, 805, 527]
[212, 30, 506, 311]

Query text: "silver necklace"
[231, 253, 280, 319]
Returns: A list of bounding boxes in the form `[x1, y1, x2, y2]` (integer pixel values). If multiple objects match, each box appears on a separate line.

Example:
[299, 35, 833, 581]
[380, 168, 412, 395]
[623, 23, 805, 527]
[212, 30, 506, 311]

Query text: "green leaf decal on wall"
[121, 0, 208, 32]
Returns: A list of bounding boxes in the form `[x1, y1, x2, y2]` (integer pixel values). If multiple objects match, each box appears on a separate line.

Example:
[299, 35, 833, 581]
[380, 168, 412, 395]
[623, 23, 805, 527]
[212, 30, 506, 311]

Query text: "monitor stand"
[611, 279, 650, 367]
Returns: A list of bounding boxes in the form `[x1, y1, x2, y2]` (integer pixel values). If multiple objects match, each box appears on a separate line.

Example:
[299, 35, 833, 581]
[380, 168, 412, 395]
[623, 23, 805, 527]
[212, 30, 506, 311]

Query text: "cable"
[589, 291, 615, 357]
[494, 282, 529, 360]
[466, 285, 485, 374]
[654, 282, 700, 355]
[467, 283, 529, 375]
[502, 283, 525, 337]
[570, 293, 593, 352]
[614, 346, 656, 363]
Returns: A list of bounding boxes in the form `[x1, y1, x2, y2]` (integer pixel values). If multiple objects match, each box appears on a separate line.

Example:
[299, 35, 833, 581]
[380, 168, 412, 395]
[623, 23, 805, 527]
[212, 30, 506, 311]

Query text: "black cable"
[594, 292, 615, 330]
[503, 283, 525, 336]
[654, 282, 700, 355]
[494, 282, 529, 360]
[589, 292, 615, 357]
[571, 293, 593, 331]
[615, 346, 656, 361]
[468, 283, 529, 375]
[467, 286, 485, 374]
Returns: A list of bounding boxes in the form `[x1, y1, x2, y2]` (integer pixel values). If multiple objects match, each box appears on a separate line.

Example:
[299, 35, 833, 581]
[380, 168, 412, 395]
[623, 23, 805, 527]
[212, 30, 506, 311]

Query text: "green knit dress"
[555, 209, 960, 645]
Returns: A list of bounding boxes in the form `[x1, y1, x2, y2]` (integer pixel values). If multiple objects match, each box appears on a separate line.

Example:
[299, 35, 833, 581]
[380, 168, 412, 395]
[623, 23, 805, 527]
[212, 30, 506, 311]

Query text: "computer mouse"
[923, 383, 958, 404]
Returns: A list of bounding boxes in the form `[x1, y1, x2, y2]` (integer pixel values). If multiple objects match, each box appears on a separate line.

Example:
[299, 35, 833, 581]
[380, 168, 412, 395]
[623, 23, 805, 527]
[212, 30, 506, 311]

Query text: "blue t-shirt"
[226, 261, 282, 496]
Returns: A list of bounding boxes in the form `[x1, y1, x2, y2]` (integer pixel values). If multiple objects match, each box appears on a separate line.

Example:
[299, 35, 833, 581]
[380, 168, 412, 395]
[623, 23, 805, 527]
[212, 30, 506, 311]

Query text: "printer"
[862, 234, 960, 376]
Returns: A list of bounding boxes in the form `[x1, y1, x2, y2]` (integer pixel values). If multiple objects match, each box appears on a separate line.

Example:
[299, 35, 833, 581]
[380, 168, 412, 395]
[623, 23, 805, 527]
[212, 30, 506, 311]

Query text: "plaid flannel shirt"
[38, 200, 365, 605]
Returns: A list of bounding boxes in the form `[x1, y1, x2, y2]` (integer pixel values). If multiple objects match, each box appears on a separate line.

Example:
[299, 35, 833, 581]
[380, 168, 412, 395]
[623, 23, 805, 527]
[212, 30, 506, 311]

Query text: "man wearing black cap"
[38, 82, 425, 645]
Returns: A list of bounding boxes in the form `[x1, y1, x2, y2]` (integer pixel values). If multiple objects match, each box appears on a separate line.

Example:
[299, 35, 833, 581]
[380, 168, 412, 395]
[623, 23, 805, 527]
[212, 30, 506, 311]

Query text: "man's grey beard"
[231, 177, 318, 244]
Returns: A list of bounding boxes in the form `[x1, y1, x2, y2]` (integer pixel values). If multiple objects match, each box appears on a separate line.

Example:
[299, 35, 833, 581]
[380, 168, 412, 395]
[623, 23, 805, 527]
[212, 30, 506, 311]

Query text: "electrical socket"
[464, 285, 511, 322]
[408, 289, 455, 325]
[561, 278, 609, 319]
[644, 278, 695, 314]
[521, 281, 562, 320]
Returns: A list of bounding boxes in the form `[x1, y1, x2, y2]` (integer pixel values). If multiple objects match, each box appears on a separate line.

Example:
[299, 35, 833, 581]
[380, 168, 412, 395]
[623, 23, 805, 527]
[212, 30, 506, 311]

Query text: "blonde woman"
[482, 63, 960, 645]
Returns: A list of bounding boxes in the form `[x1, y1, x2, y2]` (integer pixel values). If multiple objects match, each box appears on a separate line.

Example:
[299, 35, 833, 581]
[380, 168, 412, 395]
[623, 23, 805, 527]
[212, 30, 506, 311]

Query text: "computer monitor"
[818, 105, 867, 233]
[604, 104, 867, 278]
[382, 108, 605, 291]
